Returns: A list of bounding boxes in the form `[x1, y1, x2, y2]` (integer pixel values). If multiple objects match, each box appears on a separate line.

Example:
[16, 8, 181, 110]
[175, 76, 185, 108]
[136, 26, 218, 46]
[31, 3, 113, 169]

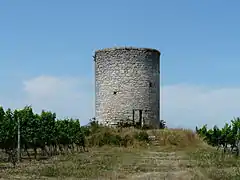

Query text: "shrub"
[122, 134, 134, 147]
[134, 131, 149, 142]
[85, 125, 151, 147]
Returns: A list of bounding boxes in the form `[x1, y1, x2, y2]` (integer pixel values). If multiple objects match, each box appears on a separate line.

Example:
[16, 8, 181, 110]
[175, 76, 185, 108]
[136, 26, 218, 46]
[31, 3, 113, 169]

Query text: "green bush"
[100, 132, 122, 146]
[122, 134, 134, 147]
[85, 123, 150, 147]
[134, 131, 149, 142]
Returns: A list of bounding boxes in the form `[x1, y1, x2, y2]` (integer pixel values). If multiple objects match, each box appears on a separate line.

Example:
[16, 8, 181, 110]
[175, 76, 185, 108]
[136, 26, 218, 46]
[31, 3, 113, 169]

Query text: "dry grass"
[0, 128, 239, 179]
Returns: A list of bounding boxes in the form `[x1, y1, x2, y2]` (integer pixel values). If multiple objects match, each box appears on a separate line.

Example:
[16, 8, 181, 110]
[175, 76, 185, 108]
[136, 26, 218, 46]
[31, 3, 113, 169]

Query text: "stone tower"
[94, 47, 160, 128]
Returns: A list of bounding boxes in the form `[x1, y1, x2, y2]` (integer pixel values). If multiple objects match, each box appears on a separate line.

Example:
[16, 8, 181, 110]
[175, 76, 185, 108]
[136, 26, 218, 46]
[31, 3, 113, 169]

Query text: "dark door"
[133, 109, 143, 127]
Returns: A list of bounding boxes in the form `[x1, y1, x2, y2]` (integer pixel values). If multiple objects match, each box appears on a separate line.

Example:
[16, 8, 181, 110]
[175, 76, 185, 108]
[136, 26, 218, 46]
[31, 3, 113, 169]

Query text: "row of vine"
[0, 105, 87, 164]
[196, 117, 240, 155]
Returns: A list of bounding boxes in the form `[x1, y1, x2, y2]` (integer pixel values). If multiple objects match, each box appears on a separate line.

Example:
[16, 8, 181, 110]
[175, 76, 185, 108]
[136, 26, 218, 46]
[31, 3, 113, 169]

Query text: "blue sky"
[1, 0, 240, 129]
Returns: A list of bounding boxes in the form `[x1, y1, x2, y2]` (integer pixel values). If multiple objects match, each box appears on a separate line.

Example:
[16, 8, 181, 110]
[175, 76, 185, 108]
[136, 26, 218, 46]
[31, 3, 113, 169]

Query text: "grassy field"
[0, 128, 240, 180]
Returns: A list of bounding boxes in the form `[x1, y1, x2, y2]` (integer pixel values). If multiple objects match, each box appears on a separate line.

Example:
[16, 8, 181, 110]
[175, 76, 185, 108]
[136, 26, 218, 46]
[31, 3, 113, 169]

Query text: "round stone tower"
[94, 47, 160, 128]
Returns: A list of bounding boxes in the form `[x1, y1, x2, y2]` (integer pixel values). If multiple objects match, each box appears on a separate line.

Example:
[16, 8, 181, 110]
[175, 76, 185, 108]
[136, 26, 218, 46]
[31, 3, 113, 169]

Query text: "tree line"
[196, 117, 240, 155]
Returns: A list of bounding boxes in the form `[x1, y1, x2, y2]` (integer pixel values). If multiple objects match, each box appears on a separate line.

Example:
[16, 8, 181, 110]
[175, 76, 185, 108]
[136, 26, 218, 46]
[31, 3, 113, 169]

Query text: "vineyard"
[0, 106, 87, 166]
[0, 105, 157, 167]
[196, 117, 240, 155]
[1, 105, 240, 179]
[2, 105, 240, 179]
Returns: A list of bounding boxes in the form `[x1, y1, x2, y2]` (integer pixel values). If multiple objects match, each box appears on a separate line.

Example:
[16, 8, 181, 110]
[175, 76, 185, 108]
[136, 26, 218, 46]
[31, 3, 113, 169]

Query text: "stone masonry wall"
[94, 47, 160, 128]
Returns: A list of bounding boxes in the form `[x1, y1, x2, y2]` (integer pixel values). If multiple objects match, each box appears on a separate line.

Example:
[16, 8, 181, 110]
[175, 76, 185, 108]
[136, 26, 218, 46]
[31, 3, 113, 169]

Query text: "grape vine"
[196, 117, 240, 155]
[0, 105, 86, 164]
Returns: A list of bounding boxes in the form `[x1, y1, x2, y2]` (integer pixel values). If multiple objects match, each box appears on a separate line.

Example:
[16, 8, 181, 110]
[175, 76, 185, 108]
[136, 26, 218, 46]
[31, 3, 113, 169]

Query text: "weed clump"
[134, 131, 149, 142]
[86, 127, 137, 147]
[82, 120, 201, 149]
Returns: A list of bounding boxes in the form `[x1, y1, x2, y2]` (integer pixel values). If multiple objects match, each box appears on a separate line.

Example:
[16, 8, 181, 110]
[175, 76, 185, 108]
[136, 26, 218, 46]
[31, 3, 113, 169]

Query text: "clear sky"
[1, 0, 240, 129]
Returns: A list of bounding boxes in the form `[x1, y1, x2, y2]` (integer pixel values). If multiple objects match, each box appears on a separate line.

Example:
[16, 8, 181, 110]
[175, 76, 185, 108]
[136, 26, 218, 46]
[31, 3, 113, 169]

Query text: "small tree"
[159, 120, 166, 129]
